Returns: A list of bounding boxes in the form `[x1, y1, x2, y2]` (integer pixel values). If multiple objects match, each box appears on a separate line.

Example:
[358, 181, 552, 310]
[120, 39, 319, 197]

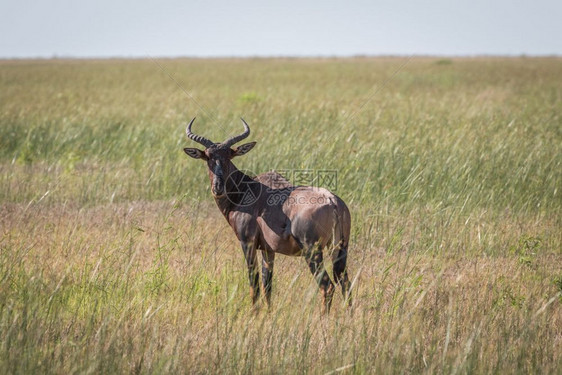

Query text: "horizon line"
[1, 53, 561, 61]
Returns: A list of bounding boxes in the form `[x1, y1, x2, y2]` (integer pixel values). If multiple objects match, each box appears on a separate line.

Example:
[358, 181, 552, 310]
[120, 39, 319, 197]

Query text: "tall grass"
[1, 57, 561, 373]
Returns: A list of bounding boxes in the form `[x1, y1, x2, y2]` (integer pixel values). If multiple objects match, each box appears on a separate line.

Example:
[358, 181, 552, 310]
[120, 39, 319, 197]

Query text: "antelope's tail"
[331, 198, 345, 250]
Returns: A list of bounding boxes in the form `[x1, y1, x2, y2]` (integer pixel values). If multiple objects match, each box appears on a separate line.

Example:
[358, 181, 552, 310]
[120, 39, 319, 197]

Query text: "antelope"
[183, 118, 351, 313]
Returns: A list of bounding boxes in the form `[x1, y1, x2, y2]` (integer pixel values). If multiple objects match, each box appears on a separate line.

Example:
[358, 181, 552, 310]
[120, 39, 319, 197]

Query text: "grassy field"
[1, 57, 561, 374]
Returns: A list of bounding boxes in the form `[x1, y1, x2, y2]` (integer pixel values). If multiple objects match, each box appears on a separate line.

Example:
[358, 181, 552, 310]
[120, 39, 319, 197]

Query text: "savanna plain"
[0, 57, 561, 374]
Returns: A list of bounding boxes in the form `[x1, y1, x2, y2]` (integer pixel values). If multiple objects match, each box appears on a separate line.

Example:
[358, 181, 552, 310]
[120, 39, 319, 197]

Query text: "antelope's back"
[255, 170, 351, 249]
[254, 171, 293, 189]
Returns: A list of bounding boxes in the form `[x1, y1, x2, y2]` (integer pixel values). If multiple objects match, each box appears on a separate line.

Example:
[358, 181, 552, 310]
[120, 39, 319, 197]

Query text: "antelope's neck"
[213, 167, 255, 218]
[212, 193, 231, 218]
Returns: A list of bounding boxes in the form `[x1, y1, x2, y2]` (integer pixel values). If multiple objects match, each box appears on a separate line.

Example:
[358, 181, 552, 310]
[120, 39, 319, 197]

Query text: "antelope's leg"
[304, 246, 335, 314]
[241, 241, 260, 305]
[332, 245, 352, 307]
[261, 250, 275, 308]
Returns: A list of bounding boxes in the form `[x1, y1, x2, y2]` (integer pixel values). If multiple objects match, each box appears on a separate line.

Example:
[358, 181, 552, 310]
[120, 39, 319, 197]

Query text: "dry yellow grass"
[2, 199, 561, 373]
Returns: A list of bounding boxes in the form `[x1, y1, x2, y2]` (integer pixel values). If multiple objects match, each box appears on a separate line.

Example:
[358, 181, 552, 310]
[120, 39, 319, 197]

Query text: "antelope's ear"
[183, 147, 207, 160]
[231, 142, 256, 158]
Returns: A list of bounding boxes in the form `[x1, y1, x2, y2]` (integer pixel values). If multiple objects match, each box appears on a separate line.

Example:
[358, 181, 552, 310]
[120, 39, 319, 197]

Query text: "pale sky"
[1, 0, 561, 58]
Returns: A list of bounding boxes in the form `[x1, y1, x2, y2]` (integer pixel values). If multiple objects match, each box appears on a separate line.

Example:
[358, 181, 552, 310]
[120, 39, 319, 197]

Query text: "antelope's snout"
[211, 160, 226, 197]
[211, 180, 225, 197]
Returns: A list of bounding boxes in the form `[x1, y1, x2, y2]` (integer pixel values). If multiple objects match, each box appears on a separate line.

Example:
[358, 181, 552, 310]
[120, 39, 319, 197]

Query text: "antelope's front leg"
[261, 250, 275, 308]
[241, 241, 260, 305]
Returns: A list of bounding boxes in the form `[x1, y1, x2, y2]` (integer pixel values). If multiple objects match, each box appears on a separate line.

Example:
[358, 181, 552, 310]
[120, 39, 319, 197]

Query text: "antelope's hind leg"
[332, 245, 352, 307]
[304, 244, 335, 314]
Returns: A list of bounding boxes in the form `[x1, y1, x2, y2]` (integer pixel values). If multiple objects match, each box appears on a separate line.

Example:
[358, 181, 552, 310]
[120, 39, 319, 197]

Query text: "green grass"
[1, 57, 561, 373]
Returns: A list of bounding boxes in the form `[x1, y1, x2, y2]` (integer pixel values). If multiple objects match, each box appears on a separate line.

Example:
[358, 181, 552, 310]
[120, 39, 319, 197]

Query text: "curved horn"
[222, 118, 251, 148]
[185, 117, 214, 148]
